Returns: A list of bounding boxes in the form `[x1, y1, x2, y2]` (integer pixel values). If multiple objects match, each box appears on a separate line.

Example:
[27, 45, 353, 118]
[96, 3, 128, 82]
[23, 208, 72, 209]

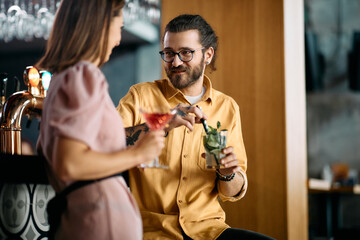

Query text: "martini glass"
[139, 106, 176, 169]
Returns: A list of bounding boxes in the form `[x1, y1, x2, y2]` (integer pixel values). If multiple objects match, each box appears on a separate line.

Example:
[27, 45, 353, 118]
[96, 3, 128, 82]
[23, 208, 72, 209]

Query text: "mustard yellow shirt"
[117, 76, 248, 240]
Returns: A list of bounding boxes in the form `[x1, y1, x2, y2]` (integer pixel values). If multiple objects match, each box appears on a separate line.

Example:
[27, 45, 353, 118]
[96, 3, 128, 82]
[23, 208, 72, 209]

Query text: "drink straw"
[197, 105, 220, 165]
[196, 106, 209, 134]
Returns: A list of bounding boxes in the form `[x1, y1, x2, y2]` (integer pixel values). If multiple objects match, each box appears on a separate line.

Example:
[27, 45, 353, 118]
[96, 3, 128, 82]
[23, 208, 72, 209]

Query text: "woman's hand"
[132, 130, 165, 164]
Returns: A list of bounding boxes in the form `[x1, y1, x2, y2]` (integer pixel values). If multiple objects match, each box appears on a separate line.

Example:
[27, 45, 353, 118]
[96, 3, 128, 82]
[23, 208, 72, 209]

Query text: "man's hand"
[217, 146, 242, 176]
[202, 146, 245, 197]
[201, 146, 241, 176]
[166, 104, 208, 132]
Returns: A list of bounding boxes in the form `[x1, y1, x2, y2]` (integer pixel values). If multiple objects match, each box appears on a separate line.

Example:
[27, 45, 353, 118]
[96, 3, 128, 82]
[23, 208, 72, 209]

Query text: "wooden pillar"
[161, 0, 307, 239]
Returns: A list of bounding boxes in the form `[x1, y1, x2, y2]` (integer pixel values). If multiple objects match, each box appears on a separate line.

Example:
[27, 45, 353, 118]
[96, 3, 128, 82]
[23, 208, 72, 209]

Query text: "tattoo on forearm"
[125, 123, 149, 146]
[126, 130, 141, 146]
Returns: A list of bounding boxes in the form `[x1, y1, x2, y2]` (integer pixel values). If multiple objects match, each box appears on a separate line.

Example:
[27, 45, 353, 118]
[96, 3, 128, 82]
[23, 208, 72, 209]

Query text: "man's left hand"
[202, 146, 241, 176]
[218, 146, 242, 176]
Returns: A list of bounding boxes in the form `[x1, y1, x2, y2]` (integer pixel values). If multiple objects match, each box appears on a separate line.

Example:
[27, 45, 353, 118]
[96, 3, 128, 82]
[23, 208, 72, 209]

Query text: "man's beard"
[165, 57, 204, 90]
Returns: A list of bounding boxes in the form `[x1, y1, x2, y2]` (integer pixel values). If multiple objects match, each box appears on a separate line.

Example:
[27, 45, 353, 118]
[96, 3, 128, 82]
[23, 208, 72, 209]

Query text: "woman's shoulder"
[55, 61, 101, 78]
[55, 61, 105, 87]
[66, 61, 102, 78]
[48, 61, 107, 104]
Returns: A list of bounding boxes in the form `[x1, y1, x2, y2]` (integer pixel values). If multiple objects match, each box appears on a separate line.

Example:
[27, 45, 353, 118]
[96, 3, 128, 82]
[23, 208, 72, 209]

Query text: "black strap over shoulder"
[47, 174, 122, 240]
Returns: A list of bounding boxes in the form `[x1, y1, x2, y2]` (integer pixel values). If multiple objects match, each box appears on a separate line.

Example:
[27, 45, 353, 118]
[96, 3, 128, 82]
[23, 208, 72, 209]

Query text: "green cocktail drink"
[203, 121, 227, 169]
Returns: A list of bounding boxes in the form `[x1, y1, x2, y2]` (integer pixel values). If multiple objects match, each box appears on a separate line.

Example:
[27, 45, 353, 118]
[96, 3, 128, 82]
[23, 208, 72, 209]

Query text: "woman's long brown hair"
[36, 0, 125, 73]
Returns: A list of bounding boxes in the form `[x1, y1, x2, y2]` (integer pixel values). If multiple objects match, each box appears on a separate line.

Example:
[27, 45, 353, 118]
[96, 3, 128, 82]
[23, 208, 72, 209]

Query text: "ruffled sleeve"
[47, 62, 109, 148]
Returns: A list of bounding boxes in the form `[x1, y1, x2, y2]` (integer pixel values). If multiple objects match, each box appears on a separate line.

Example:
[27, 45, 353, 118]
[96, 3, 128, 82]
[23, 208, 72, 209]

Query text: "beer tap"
[0, 66, 51, 154]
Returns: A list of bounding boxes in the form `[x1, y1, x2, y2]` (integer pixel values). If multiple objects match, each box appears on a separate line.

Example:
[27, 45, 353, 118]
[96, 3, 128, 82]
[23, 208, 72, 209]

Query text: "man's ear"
[205, 47, 214, 65]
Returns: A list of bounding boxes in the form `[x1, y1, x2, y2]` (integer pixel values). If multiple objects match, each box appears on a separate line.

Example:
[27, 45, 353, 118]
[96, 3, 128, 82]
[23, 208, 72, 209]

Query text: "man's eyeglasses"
[159, 48, 204, 63]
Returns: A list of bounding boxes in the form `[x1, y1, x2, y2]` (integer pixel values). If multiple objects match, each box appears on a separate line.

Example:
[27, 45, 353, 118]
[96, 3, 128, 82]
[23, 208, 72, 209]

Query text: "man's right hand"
[166, 104, 208, 132]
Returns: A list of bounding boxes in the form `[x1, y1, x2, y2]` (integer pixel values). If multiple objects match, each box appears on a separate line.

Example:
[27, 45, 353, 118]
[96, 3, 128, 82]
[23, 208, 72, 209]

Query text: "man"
[118, 14, 273, 240]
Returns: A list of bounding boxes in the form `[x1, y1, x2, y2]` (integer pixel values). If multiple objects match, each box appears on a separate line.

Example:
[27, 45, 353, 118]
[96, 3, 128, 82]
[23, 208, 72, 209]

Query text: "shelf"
[0, 21, 159, 54]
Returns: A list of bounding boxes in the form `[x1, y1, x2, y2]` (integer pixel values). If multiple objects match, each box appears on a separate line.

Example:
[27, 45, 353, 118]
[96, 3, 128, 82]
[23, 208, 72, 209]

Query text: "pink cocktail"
[142, 112, 174, 130]
[140, 107, 176, 169]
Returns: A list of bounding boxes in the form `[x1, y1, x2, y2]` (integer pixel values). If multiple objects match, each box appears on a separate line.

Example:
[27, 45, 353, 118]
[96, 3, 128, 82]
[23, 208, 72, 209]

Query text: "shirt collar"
[161, 75, 213, 104]
[202, 75, 213, 104]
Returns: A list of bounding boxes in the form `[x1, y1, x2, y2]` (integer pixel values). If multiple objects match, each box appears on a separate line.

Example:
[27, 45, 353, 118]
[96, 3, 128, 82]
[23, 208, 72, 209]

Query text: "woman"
[36, 0, 164, 239]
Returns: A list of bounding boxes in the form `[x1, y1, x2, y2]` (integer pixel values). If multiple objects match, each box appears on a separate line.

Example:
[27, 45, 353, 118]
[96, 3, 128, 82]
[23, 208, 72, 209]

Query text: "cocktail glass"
[139, 106, 176, 169]
[203, 129, 228, 169]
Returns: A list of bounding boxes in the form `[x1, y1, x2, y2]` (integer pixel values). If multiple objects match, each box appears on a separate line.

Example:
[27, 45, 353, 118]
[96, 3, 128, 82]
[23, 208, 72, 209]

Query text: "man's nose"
[172, 54, 183, 67]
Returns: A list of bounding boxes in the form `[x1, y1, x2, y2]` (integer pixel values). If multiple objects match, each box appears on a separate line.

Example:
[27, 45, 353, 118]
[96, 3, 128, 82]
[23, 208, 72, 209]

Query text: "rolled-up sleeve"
[218, 102, 248, 202]
[218, 170, 248, 202]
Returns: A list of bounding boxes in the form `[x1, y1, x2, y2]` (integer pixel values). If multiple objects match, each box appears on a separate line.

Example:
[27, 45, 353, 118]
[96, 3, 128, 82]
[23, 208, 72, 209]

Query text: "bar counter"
[0, 153, 48, 184]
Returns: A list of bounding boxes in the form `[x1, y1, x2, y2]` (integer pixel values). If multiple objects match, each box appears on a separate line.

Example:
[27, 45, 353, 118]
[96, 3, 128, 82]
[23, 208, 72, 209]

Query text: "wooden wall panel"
[253, 0, 287, 237]
[161, 1, 307, 239]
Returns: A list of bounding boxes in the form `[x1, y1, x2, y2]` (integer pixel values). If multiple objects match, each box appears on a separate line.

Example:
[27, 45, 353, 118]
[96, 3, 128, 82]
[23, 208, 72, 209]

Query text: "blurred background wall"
[305, 0, 360, 176]
[305, 0, 360, 239]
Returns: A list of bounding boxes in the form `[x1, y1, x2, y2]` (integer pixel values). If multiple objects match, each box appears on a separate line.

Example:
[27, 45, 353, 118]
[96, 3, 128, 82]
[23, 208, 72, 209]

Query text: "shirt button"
[187, 130, 190, 134]
[182, 177, 187, 181]
[180, 216, 184, 220]
[183, 154, 188, 158]
[178, 200, 183, 203]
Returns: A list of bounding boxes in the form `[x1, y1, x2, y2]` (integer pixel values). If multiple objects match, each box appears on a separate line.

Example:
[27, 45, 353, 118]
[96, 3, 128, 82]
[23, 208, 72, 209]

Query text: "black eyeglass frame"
[159, 47, 205, 63]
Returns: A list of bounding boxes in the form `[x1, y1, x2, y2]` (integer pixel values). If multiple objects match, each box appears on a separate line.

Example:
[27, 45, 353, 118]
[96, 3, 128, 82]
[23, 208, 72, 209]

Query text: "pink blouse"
[38, 61, 142, 240]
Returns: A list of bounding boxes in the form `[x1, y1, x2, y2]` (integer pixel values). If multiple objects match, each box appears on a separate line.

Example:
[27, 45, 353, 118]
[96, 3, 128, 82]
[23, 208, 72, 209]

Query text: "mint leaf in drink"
[208, 125, 217, 134]
[203, 122, 223, 151]
[203, 121, 227, 167]
[207, 135, 219, 148]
